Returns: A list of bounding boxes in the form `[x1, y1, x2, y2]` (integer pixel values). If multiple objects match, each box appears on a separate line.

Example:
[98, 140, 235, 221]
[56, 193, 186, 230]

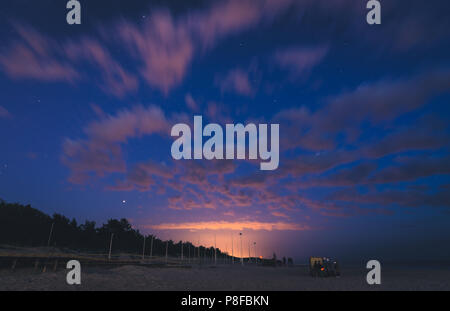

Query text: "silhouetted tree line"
[0, 199, 226, 258]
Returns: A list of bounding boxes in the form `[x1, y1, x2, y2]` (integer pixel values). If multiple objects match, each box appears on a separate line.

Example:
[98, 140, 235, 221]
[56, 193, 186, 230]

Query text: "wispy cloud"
[271, 211, 290, 218]
[0, 24, 79, 83]
[65, 38, 138, 98]
[0, 1, 296, 96]
[275, 68, 450, 151]
[0, 23, 136, 98]
[61, 105, 170, 184]
[113, 0, 293, 94]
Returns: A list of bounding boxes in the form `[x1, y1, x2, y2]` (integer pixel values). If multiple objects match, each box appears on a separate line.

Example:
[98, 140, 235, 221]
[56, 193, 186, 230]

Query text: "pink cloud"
[1, 1, 294, 96]
[216, 68, 254, 96]
[0, 106, 11, 119]
[62, 105, 170, 184]
[117, 10, 194, 95]
[328, 187, 449, 211]
[370, 155, 450, 184]
[275, 69, 450, 152]
[115, 0, 293, 94]
[0, 24, 79, 83]
[84, 105, 169, 143]
[188, 0, 293, 49]
[185, 93, 199, 111]
[271, 211, 290, 218]
[319, 70, 450, 134]
[109, 160, 174, 192]
[280, 151, 357, 178]
[362, 115, 450, 159]
[274, 45, 328, 77]
[0, 24, 137, 98]
[62, 139, 126, 184]
[65, 38, 138, 98]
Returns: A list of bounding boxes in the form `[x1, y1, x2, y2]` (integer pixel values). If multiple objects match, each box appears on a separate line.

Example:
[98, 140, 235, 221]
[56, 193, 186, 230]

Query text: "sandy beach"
[1, 264, 449, 291]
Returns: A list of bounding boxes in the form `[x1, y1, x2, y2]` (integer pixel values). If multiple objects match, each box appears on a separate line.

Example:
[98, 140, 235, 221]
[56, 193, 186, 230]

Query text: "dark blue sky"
[0, 0, 449, 262]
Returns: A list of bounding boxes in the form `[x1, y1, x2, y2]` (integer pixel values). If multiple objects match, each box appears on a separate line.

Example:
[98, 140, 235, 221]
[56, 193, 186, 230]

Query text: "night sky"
[1, 0, 450, 262]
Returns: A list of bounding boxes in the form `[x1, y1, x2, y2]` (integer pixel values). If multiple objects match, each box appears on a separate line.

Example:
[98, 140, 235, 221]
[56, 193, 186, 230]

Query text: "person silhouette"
[313, 261, 320, 277]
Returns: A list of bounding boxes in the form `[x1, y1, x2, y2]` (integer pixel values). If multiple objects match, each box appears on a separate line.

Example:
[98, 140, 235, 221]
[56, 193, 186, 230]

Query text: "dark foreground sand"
[1, 264, 450, 291]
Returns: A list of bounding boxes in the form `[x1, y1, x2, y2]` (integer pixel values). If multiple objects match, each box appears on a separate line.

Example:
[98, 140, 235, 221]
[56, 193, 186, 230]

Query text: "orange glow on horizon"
[145, 220, 310, 231]
[139, 220, 310, 259]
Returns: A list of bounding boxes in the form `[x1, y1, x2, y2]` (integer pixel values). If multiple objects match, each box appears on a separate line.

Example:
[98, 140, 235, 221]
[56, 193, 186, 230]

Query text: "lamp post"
[225, 243, 228, 265]
[47, 222, 54, 247]
[108, 233, 114, 260]
[142, 236, 146, 260]
[231, 235, 234, 265]
[239, 232, 243, 266]
[150, 235, 154, 259]
[165, 240, 168, 263]
[214, 235, 217, 266]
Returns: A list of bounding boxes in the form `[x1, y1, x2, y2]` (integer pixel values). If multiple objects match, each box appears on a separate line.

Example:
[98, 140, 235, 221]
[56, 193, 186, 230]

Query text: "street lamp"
[214, 235, 217, 266]
[231, 235, 234, 265]
[181, 241, 183, 261]
[165, 240, 168, 263]
[142, 236, 146, 260]
[239, 232, 243, 266]
[108, 233, 114, 260]
[150, 235, 154, 259]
